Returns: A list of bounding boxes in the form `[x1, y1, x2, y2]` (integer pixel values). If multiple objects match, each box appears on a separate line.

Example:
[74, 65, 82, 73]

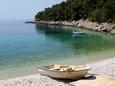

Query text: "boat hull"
[37, 65, 90, 80]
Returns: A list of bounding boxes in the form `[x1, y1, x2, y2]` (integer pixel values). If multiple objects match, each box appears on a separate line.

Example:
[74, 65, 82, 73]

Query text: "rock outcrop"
[110, 24, 115, 34]
[36, 20, 115, 34]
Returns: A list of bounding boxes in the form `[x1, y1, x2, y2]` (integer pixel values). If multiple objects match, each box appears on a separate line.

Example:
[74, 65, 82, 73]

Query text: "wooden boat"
[37, 65, 91, 80]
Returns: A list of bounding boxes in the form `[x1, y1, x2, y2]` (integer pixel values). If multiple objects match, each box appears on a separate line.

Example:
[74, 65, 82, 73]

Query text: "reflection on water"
[35, 24, 72, 34]
[35, 24, 115, 54]
[35, 24, 89, 43]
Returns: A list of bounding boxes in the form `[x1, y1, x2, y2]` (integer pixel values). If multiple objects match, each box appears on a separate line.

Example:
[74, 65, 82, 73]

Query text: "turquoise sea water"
[0, 20, 115, 79]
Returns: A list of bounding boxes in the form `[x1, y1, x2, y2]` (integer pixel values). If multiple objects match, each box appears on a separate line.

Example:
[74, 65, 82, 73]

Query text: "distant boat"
[72, 31, 86, 37]
[72, 31, 84, 34]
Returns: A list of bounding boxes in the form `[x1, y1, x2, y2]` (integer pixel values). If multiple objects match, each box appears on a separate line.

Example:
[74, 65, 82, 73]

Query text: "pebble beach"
[0, 58, 115, 86]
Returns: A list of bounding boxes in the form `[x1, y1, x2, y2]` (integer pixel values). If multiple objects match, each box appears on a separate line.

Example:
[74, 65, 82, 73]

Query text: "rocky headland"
[36, 20, 115, 34]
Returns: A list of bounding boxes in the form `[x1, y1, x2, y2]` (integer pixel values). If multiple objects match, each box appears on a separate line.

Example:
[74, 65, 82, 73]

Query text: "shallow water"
[0, 20, 115, 79]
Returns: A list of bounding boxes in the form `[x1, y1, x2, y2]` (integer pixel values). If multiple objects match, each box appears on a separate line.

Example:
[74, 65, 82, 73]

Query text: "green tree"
[35, 0, 115, 23]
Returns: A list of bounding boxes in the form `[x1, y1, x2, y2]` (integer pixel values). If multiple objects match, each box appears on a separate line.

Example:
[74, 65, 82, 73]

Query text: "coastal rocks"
[100, 23, 112, 32]
[37, 20, 115, 34]
[110, 24, 115, 34]
[110, 24, 115, 30]
[111, 29, 115, 34]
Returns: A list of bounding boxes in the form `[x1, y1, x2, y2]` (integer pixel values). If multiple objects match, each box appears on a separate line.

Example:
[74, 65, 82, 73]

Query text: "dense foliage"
[35, 0, 115, 23]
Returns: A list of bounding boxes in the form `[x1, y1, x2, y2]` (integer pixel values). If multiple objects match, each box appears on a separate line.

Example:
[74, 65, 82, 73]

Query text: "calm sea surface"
[0, 20, 115, 79]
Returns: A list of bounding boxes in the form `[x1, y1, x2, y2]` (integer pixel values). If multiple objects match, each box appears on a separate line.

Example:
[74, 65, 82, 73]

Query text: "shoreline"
[0, 49, 115, 80]
[0, 57, 115, 86]
[35, 19, 115, 34]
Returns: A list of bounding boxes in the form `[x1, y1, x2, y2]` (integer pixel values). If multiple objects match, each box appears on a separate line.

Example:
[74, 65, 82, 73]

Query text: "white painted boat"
[37, 65, 91, 80]
[72, 31, 84, 34]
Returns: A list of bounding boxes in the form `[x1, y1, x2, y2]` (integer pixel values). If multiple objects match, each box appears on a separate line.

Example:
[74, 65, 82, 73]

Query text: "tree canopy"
[35, 0, 115, 23]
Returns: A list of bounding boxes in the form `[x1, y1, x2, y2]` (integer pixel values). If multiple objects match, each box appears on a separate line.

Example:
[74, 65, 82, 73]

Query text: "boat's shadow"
[52, 75, 96, 84]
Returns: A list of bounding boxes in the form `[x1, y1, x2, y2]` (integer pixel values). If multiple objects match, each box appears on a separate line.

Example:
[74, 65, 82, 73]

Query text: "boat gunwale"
[37, 65, 91, 73]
